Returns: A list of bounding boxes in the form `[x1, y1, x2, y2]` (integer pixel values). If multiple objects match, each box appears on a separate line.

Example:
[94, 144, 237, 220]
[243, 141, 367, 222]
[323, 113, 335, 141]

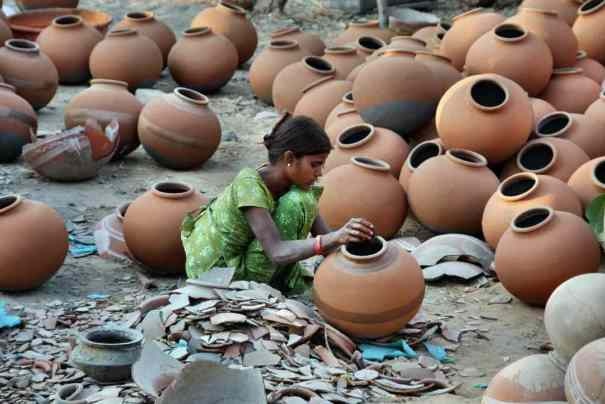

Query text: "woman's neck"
[258, 164, 291, 198]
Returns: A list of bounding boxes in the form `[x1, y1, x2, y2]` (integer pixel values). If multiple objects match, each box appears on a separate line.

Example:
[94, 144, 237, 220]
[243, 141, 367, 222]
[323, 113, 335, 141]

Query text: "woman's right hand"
[333, 218, 375, 245]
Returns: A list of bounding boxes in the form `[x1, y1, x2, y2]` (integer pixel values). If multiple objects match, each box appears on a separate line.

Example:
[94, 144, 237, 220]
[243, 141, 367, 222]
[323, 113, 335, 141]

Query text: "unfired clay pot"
[399, 139, 444, 192]
[0, 195, 68, 291]
[573, 0, 605, 65]
[123, 182, 207, 275]
[270, 26, 325, 56]
[521, 0, 579, 25]
[495, 206, 600, 306]
[565, 337, 605, 403]
[408, 149, 499, 235]
[414, 51, 461, 97]
[535, 111, 605, 158]
[575, 50, 605, 84]
[322, 46, 365, 80]
[313, 237, 424, 339]
[586, 89, 605, 128]
[540, 67, 600, 113]
[482, 173, 582, 249]
[332, 19, 395, 46]
[168, 27, 238, 93]
[568, 157, 605, 208]
[293, 77, 352, 128]
[530, 97, 556, 127]
[386, 36, 426, 51]
[355, 35, 385, 58]
[0, 83, 37, 163]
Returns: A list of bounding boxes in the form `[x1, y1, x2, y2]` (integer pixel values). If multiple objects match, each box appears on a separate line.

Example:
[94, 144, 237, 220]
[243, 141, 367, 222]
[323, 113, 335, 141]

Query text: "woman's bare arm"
[311, 215, 331, 236]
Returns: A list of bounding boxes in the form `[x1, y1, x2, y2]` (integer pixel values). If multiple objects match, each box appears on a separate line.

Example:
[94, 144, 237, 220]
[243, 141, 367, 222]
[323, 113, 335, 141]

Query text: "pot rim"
[535, 111, 573, 138]
[518, 7, 560, 17]
[269, 39, 299, 49]
[348, 19, 380, 28]
[493, 23, 528, 43]
[350, 156, 391, 172]
[325, 45, 357, 55]
[52, 15, 84, 28]
[342, 91, 354, 105]
[90, 79, 129, 88]
[468, 78, 510, 112]
[497, 172, 540, 201]
[271, 26, 301, 38]
[151, 181, 195, 199]
[125, 11, 155, 22]
[578, 0, 605, 15]
[452, 8, 485, 22]
[116, 202, 130, 221]
[356, 35, 385, 53]
[405, 139, 444, 172]
[0, 83, 16, 93]
[337, 123, 375, 149]
[516, 139, 558, 174]
[438, 21, 452, 32]
[390, 35, 426, 47]
[5, 38, 39, 54]
[415, 50, 452, 63]
[446, 148, 488, 167]
[184, 26, 211, 36]
[591, 157, 605, 190]
[511, 206, 554, 233]
[174, 87, 209, 105]
[341, 236, 388, 261]
[553, 67, 583, 75]
[302, 56, 335, 75]
[576, 50, 588, 60]
[78, 326, 143, 349]
[0, 195, 22, 214]
[218, 0, 247, 15]
[108, 28, 137, 37]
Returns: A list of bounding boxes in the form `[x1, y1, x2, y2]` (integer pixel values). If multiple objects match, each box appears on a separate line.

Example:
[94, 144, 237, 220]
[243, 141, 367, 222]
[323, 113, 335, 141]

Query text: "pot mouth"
[53, 15, 83, 28]
[469, 78, 509, 111]
[271, 26, 301, 38]
[415, 50, 452, 63]
[80, 327, 143, 349]
[600, 88, 605, 100]
[511, 206, 554, 233]
[446, 149, 488, 167]
[406, 140, 444, 171]
[349, 19, 380, 28]
[341, 236, 387, 261]
[325, 46, 356, 55]
[5, 39, 39, 54]
[174, 87, 209, 105]
[518, 7, 559, 17]
[184, 26, 211, 36]
[0, 195, 22, 214]
[498, 172, 539, 201]
[579, 0, 605, 15]
[337, 124, 375, 149]
[151, 182, 195, 199]
[536, 111, 572, 138]
[591, 157, 605, 190]
[436, 32, 445, 41]
[218, 0, 247, 15]
[0, 83, 16, 93]
[553, 67, 583, 75]
[125, 11, 155, 21]
[108, 28, 137, 37]
[116, 202, 130, 221]
[57, 384, 84, 401]
[452, 8, 485, 22]
[494, 23, 528, 42]
[342, 91, 354, 104]
[391, 35, 427, 47]
[351, 156, 391, 172]
[303, 56, 335, 75]
[438, 21, 452, 31]
[269, 39, 299, 49]
[90, 79, 129, 88]
[577, 50, 588, 60]
[517, 140, 557, 173]
[357, 35, 385, 52]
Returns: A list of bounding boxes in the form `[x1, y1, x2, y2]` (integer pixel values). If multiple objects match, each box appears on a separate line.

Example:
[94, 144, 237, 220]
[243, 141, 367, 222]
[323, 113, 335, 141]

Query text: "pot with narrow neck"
[325, 91, 365, 141]
[293, 76, 352, 128]
[568, 156, 605, 208]
[399, 139, 444, 192]
[355, 35, 385, 57]
[323, 46, 365, 80]
[536, 111, 605, 158]
[573, 0, 605, 65]
[270, 26, 325, 56]
[332, 19, 395, 47]
[116, 11, 176, 67]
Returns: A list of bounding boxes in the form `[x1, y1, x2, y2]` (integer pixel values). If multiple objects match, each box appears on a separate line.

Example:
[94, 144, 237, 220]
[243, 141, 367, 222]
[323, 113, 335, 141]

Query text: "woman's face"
[287, 153, 329, 189]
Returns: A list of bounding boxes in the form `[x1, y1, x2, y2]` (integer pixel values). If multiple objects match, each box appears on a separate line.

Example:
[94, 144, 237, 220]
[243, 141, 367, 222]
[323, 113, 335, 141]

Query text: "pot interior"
[0, 195, 18, 209]
[501, 176, 536, 197]
[471, 79, 507, 109]
[495, 24, 525, 40]
[595, 160, 605, 186]
[358, 36, 384, 50]
[514, 207, 550, 229]
[340, 125, 371, 145]
[86, 329, 135, 345]
[520, 143, 554, 171]
[154, 182, 191, 194]
[537, 113, 570, 136]
[345, 237, 383, 257]
[410, 142, 441, 169]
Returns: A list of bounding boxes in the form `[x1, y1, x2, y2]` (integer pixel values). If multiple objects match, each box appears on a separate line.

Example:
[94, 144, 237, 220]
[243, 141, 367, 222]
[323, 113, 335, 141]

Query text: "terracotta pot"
[17, 0, 78, 9]
[436, 74, 533, 164]
[585, 89, 605, 127]
[355, 35, 385, 58]
[89, 28, 163, 91]
[249, 39, 309, 105]
[566, 337, 605, 403]
[574, 0, 605, 65]
[568, 157, 605, 208]
[272, 56, 335, 113]
[123, 182, 208, 275]
[345, 62, 366, 82]
[270, 26, 325, 56]
[535, 111, 605, 158]
[465, 23, 553, 96]
[0, 195, 68, 291]
[521, 0, 579, 25]
[412, 22, 450, 45]
[332, 19, 395, 46]
[530, 97, 556, 128]
[482, 173, 582, 249]
[65, 79, 143, 159]
[0, 39, 58, 110]
[324, 124, 409, 177]
[313, 237, 424, 338]
[139, 88, 221, 170]
[37, 15, 102, 85]
[440, 8, 506, 70]
[319, 157, 407, 238]
[540, 67, 600, 113]
[495, 206, 600, 306]
[386, 35, 426, 51]
[322, 46, 365, 80]
[168, 27, 238, 93]
[408, 149, 499, 234]
[0, 83, 37, 163]
[293, 77, 352, 128]
[506, 8, 578, 68]
[191, 1, 257, 65]
[575, 50, 605, 84]
[415, 51, 461, 97]
[399, 139, 444, 192]
[325, 92, 365, 142]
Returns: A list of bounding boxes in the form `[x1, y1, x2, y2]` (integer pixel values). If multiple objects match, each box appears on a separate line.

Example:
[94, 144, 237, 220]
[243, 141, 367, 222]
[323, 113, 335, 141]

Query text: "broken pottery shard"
[132, 341, 184, 398]
[412, 234, 494, 270]
[284, 299, 314, 320]
[243, 349, 281, 367]
[94, 203, 131, 261]
[459, 367, 486, 377]
[210, 313, 247, 326]
[295, 381, 335, 393]
[354, 369, 379, 381]
[423, 261, 484, 282]
[488, 295, 513, 305]
[139, 310, 165, 341]
[186, 267, 235, 289]
[168, 293, 190, 311]
[313, 346, 340, 368]
[391, 237, 422, 252]
[139, 295, 170, 317]
[174, 285, 218, 300]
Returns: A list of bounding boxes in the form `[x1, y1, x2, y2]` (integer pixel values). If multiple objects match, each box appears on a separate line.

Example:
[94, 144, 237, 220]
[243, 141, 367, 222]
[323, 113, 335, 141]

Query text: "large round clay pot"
[568, 157, 605, 208]
[16, 0, 78, 9]
[139, 88, 221, 170]
[399, 139, 444, 192]
[386, 35, 426, 51]
[540, 67, 600, 113]
[270, 26, 325, 56]
[465, 23, 553, 96]
[124, 182, 207, 275]
[586, 89, 605, 127]
[89, 28, 163, 91]
[355, 35, 385, 58]
[565, 337, 605, 403]
[575, 50, 605, 84]
[440, 8, 506, 70]
[272, 56, 335, 114]
[436, 74, 533, 164]
[574, 0, 605, 65]
[415, 51, 461, 97]
[293, 77, 352, 128]
[0, 39, 58, 110]
[531, 97, 556, 127]
[521, 0, 579, 25]
[332, 19, 395, 46]
[191, 1, 257, 65]
[322, 46, 365, 80]
[115, 11, 176, 68]
[0, 195, 68, 291]
[535, 111, 605, 158]
[325, 92, 365, 142]
[37, 15, 102, 85]
[64, 79, 142, 159]
[0, 83, 37, 163]
[324, 124, 409, 177]
[495, 206, 600, 306]
[168, 27, 238, 93]
[482, 173, 582, 249]
[319, 157, 407, 238]
[313, 237, 424, 339]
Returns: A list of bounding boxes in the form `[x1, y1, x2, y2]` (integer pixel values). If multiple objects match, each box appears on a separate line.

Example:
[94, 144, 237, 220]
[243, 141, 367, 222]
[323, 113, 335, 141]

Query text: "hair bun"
[262, 133, 273, 148]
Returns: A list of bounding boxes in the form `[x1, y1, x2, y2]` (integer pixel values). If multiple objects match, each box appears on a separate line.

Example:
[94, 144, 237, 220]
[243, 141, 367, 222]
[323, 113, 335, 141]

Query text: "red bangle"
[313, 235, 323, 256]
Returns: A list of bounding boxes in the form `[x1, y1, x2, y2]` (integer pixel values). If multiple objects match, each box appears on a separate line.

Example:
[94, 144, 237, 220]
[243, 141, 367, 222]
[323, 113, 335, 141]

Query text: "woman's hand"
[333, 218, 375, 245]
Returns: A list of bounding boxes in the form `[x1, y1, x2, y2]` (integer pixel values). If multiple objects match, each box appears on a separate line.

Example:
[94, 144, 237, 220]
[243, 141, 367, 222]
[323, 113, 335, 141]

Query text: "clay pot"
[293, 77, 352, 128]
[566, 337, 605, 403]
[355, 35, 385, 58]
[586, 89, 605, 127]
[415, 51, 461, 97]
[465, 23, 553, 96]
[0, 83, 37, 163]
[89, 28, 163, 91]
[408, 149, 499, 234]
[436, 74, 533, 164]
[313, 237, 424, 338]
[168, 27, 238, 93]
[399, 139, 444, 192]
[139, 88, 221, 170]
[115, 11, 176, 68]
[520, 0, 579, 25]
[535, 111, 605, 158]
[345, 62, 366, 82]
[574, 0, 605, 65]
[530, 97, 556, 127]
[506, 8, 578, 68]
[37, 15, 102, 85]
[322, 46, 365, 80]
[325, 92, 365, 142]
[324, 124, 409, 177]
[319, 157, 407, 238]
[123, 182, 208, 275]
[386, 36, 426, 51]
[568, 157, 605, 208]
[191, 1, 257, 65]
[270, 26, 325, 56]
[0, 195, 68, 291]
[412, 22, 450, 45]
[272, 56, 335, 114]
[16, 0, 78, 9]
[65, 79, 143, 159]
[0, 39, 58, 110]
[540, 67, 600, 113]
[575, 50, 605, 84]
[332, 19, 395, 46]
[482, 173, 582, 249]
[440, 8, 506, 70]
[495, 206, 600, 306]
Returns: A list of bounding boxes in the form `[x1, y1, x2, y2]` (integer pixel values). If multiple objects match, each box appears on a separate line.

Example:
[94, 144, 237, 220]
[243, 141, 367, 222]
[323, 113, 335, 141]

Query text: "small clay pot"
[139, 88, 222, 170]
[399, 139, 444, 192]
[16, 0, 79, 9]
[0, 83, 37, 163]
[566, 337, 605, 403]
[325, 92, 365, 142]
[355, 35, 385, 58]
[574, 0, 605, 65]
[540, 67, 600, 113]
[323, 46, 365, 80]
[586, 89, 605, 128]
[568, 157, 605, 208]
[191, 0, 257, 65]
[386, 35, 426, 51]
[521, 0, 579, 25]
[270, 26, 325, 56]
[0, 39, 58, 110]
[168, 27, 238, 93]
[293, 77, 352, 128]
[414, 51, 461, 97]
[535, 111, 605, 158]
[575, 50, 605, 84]
[332, 19, 395, 46]
[530, 97, 556, 128]
[89, 28, 163, 91]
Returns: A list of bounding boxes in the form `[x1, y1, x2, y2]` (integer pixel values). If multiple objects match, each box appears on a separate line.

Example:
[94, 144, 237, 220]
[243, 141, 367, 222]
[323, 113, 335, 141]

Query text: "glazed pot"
[138, 88, 221, 170]
[540, 67, 600, 113]
[249, 39, 309, 105]
[414, 51, 461, 97]
[332, 19, 395, 46]
[355, 35, 385, 58]
[0, 83, 37, 163]
[568, 157, 605, 208]
[0, 39, 58, 110]
[37, 15, 102, 85]
[0, 195, 68, 291]
[586, 89, 605, 128]
[323, 46, 365, 80]
[440, 8, 506, 70]
[482, 173, 582, 249]
[191, 0, 257, 65]
[574, 0, 605, 65]
[319, 157, 407, 238]
[325, 92, 365, 142]
[520, 0, 579, 25]
[535, 111, 605, 158]
[313, 237, 424, 338]
[168, 27, 238, 93]
[408, 149, 499, 235]
[399, 139, 444, 192]
[64, 79, 143, 159]
[16, 0, 78, 9]
[293, 77, 352, 128]
[575, 50, 605, 84]
[89, 28, 163, 91]
[495, 207, 600, 306]
[465, 23, 553, 96]
[435, 74, 533, 164]
[566, 337, 605, 403]
[386, 36, 426, 51]
[270, 26, 325, 56]
[530, 97, 556, 127]
[123, 182, 208, 275]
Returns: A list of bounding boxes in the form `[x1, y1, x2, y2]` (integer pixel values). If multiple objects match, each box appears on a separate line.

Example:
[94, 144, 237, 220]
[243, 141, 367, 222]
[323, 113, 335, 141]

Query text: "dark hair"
[263, 113, 332, 164]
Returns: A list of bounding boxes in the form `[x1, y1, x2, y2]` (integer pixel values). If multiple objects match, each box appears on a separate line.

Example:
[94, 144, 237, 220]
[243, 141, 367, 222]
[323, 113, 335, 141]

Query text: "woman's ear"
[283, 150, 296, 167]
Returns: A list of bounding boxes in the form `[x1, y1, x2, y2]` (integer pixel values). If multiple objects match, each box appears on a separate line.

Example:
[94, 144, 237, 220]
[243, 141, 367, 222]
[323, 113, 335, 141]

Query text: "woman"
[181, 114, 374, 294]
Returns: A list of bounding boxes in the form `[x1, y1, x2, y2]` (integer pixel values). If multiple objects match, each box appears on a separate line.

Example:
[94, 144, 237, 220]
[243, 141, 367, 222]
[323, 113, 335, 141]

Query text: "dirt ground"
[0, 0, 552, 402]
